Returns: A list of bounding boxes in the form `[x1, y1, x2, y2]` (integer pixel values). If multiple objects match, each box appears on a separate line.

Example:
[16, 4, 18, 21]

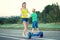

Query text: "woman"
[20, 2, 29, 36]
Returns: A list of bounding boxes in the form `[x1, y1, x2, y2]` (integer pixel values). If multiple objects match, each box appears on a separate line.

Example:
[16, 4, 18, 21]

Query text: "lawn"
[0, 23, 60, 31]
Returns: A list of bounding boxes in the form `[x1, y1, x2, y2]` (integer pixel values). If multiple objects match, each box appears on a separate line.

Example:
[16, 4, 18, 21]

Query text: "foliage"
[0, 3, 60, 24]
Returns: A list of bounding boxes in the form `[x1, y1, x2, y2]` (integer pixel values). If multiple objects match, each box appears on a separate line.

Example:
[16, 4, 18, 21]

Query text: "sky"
[0, 0, 60, 17]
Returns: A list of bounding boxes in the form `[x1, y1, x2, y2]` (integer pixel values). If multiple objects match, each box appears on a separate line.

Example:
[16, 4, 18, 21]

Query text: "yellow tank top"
[21, 8, 28, 18]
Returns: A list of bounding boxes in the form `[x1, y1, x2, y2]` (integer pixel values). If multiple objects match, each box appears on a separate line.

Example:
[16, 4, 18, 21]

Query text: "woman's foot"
[23, 33, 26, 37]
[23, 32, 28, 37]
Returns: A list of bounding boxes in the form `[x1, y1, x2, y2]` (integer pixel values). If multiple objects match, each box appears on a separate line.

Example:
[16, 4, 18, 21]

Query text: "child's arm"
[30, 13, 32, 18]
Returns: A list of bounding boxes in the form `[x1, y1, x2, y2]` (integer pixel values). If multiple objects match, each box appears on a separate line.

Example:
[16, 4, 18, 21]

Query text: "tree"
[41, 3, 60, 23]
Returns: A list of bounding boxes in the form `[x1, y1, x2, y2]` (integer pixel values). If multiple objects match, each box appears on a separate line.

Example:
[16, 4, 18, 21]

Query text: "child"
[20, 2, 29, 36]
[31, 9, 39, 33]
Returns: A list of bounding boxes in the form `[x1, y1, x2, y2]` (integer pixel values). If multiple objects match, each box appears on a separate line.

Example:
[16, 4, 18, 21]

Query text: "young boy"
[31, 9, 39, 33]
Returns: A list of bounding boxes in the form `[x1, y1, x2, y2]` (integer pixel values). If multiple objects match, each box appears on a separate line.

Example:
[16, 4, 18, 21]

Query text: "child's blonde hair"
[32, 8, 35, 12]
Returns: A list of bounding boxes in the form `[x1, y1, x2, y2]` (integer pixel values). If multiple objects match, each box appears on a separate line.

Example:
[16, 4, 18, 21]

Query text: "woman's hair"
[22, 2, 26, 7]
[22, 2, 26, 4]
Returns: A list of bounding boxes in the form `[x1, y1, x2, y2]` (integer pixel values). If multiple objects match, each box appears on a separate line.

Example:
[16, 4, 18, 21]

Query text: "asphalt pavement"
[0, 29, 60, 40]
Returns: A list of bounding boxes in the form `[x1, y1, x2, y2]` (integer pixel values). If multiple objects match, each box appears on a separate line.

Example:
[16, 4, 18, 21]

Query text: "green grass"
[0, 23, 60, 31]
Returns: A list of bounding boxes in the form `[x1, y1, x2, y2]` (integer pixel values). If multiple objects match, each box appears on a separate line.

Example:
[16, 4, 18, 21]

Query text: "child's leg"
[36, 28, 39, 32]
[32, 28, 34, 33]
[35, 21, 39, 32]
[32, 22, 35, 33]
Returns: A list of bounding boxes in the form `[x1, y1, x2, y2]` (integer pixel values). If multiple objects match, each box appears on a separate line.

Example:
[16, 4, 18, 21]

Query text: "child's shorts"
[22, 18, 29, 22]
[32, 21, 38, 28]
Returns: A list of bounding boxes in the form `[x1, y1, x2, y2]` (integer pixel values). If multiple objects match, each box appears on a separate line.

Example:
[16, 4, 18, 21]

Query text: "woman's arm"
[27, 9, 32, 18]
[20, 8, 22, 17]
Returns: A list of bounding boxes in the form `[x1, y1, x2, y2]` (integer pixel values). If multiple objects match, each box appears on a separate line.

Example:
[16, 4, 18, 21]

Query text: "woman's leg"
[23, 21, 28, 35]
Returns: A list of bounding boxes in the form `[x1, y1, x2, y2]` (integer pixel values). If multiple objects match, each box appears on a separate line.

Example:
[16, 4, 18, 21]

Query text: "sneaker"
[25, 32, 28, 37]
[23, 33, 26, 37]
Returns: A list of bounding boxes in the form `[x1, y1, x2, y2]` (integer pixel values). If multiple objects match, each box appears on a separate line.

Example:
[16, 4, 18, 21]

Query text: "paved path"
[0, 29, 60, 40]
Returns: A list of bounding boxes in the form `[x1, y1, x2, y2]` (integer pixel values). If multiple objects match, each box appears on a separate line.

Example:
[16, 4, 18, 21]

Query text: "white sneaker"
[25, 32, 28, 37]
[23, 33, 26, 37]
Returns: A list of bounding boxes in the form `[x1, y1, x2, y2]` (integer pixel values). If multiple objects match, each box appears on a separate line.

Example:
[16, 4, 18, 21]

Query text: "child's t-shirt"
[31, 12, 37, 22]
